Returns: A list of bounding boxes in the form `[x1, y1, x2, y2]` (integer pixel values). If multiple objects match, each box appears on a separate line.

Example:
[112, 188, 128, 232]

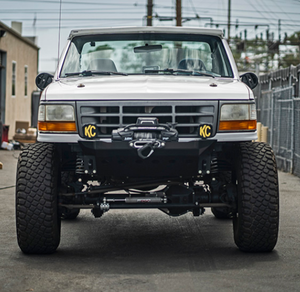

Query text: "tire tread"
[234, 142, 279, 252]
[16, 143, 60, 254]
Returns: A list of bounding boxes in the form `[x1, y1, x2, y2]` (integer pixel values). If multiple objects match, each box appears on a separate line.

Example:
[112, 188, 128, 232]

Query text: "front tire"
[233, 142, 279, 252]
[16, 143, 61, 254]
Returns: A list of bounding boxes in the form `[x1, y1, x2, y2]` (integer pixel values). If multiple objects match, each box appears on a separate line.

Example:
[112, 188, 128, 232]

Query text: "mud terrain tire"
[16, 143, 61, 254]
[233, 142, 279, 252]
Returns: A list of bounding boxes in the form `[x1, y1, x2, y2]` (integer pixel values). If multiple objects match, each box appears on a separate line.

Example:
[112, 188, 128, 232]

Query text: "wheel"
[233, 142, 279, 252]
[211, 207, 233, 219]
[16, 143, 61, 254]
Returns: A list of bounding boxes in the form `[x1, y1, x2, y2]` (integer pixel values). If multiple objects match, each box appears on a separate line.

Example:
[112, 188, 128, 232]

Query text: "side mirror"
[35, 72, 54, 90]
[240, 72, 258, 90]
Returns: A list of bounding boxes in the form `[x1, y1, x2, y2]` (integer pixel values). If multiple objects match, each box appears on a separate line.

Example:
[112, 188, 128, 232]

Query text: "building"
[0, 21, 39, 140]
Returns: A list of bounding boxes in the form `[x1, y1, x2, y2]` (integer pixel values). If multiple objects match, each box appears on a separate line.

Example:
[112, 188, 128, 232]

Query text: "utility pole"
[176, 0, 182, 26]
[278, 19, 281, 42]
[147, 0, 153, 26]
[227, 0, 231, 41]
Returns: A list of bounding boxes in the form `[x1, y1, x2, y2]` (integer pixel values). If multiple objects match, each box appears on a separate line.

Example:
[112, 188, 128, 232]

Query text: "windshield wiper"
[193, 71, 215, 78]
[145, 68, 192, 74]
[144, 68, 215, 78]
[64, 70, 128, 77]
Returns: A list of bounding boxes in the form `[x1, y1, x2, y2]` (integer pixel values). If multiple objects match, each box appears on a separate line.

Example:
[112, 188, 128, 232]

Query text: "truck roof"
[68, 26, 224, 40]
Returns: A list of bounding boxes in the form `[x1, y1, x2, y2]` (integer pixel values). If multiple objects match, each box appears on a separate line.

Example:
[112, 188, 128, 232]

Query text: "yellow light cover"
[219, 120, 257, 131]
[38, 121, 77, 132]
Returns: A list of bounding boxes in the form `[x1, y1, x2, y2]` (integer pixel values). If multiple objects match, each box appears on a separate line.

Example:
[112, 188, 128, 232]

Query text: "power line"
[0, 0, 140, 6]
[1, 0, 299, 14]
[1, 18, 144, 21]
[0, 8, 145, 13]
[1, 11, 298, 23]
[1, 0, 299, 36]
[1, 4, 299, 18]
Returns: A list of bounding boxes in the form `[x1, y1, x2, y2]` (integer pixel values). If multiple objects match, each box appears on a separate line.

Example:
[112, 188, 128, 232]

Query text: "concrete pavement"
[1, 148, 300, 292]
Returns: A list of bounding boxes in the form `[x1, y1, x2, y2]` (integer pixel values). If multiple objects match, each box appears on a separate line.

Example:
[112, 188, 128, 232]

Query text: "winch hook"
[137, 142, 155, 159]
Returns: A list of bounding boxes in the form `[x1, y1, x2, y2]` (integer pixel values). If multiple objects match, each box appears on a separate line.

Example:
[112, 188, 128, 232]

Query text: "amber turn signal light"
[219, 120, 257, 131]
[38, 121, 77, 132]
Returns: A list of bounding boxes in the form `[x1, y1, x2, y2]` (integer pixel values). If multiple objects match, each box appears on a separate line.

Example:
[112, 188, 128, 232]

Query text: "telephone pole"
[227, 0, 231, 41]
[176, 0, 182, 26]
[147, 0, 153, 26]
[278, 19, 281, 41]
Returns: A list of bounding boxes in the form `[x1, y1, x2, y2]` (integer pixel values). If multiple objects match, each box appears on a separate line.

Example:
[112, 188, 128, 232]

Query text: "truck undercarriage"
[59, 139, 236, 219]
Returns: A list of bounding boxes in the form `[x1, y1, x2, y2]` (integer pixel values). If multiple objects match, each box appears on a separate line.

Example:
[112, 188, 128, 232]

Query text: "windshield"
[60, 33, 233, 78]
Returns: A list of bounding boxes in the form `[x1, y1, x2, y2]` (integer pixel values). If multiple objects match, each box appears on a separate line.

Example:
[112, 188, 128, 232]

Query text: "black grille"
[77, 101, 218, 138]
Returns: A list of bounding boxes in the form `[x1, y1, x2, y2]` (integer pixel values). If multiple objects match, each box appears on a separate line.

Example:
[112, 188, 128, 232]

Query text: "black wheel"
[16, 143, 61, 254]
[233, 142, 279, 252]
[211, 207, 233, 219]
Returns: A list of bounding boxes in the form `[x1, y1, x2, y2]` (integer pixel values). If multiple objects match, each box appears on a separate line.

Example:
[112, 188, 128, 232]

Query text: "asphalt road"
[1, 149, 300, 292]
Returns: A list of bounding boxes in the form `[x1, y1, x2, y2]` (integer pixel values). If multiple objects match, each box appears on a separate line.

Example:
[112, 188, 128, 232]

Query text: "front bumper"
[77, 139, 216, 179]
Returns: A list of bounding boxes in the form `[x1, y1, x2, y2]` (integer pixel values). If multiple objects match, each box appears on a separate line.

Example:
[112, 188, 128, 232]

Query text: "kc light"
[38, 105, 77, 132]
[219, 103, 257, 131]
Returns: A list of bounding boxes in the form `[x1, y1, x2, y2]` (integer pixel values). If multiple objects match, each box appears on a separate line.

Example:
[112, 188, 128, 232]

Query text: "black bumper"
[78, 140, 216, 179]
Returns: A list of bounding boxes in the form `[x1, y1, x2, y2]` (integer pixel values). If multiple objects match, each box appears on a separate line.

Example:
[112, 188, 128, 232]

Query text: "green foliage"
[281, 31, 300, 67]
[230, 31, 300, 72]
[281, 51, 300, 67]
[285, 31, 300, 43]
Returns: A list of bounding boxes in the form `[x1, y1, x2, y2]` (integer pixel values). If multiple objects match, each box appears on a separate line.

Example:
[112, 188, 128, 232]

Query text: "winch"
[112, 117, 178, 159]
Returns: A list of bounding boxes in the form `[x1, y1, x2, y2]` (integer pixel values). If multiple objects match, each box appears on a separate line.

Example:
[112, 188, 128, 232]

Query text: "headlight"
[46, 105, 75, 121]
[38, 104, 77, 132]
[219, 103, 256, 131]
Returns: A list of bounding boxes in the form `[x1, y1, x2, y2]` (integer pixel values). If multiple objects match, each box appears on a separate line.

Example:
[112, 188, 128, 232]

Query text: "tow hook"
[135, 140, 165, 159]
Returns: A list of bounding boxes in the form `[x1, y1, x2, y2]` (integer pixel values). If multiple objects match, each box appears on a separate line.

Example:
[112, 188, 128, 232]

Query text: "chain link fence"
[256, 64, 300, 177]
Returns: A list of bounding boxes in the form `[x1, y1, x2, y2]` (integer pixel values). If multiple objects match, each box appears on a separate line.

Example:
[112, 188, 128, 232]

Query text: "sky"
[1, 0, 300, 72]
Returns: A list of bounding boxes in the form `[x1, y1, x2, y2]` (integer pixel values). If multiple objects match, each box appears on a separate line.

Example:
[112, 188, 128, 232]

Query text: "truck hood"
[43, 75, 252, 101]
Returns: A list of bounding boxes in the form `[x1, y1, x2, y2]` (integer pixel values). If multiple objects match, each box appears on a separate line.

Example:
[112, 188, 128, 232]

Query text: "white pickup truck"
[16, 26, 279, 254]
